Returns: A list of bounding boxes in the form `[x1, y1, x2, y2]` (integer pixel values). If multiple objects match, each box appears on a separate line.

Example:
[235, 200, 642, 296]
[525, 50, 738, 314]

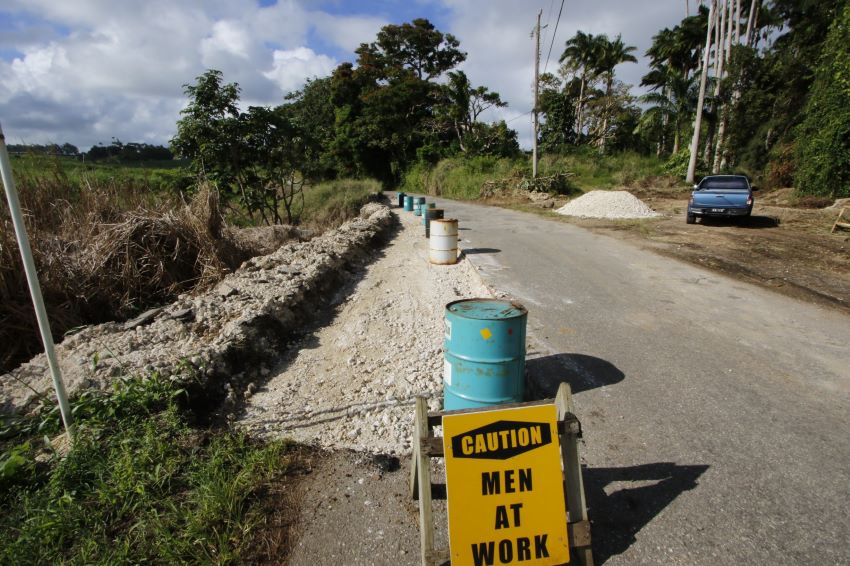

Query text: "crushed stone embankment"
[239, 209, 492, 455]
[1, 203, 394, 416]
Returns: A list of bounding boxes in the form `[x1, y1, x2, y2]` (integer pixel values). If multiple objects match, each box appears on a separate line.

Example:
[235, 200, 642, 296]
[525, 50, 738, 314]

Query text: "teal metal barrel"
[397, 191, 406, 208]
[424, 208, 444, 238]
[421, 202, 436, 225]
[443, 299, 528, 410]
[404, 195, 414, 211]
[413, 196, 426, 216]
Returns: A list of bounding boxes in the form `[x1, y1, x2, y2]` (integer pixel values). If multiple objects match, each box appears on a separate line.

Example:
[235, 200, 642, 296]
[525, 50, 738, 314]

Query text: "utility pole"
[532, 9, 541, 179]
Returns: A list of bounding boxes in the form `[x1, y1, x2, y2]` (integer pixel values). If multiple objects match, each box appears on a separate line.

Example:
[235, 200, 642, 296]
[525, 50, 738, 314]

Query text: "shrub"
[0, 175, 248, 373]
[795, 2, 850, 198]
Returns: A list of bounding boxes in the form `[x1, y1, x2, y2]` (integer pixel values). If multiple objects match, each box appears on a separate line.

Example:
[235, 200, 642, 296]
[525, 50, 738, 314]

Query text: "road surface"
[422, 196, 850, 565]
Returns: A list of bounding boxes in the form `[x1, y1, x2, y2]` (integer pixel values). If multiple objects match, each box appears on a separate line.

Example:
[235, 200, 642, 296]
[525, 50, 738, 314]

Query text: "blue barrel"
[424, 207, 444, 238]
[443, 299, 528, 410]
[396, 191, 406, 208]
[404, 195, 414, 211]
[413, 197, 426, 216]
[421, 202, 436, 225]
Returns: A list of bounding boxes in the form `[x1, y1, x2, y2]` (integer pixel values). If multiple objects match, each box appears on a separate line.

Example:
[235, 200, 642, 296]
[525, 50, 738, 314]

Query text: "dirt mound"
[556, 190, 661, 219]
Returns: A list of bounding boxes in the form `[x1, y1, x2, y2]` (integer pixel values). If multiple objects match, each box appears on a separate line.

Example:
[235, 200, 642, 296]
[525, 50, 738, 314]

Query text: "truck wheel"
[686, 214, 696, 224]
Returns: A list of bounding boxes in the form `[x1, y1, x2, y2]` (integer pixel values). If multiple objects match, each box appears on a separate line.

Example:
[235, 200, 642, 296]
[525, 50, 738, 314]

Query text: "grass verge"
[0, 370, 299, 565]
[300, 178, 382, 230]
[400, 151, 673, 200]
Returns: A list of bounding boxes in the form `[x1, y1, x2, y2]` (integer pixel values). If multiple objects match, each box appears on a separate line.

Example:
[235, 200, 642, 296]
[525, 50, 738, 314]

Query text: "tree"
[596, 34, 637, 151]
[332, 19, 468, 184]
[686, 0, 716, 183]
[241, 106, 308, 224]
[441, 70, 508, 154]
[172, 70, 312, 224]
[795, 0, 850, 197]
[282, 77, 337, 180]
[355, 18, 465, 81]
[538, 72, 579, 151]
[171, 70, 243, 189]
[638, 69, 702, 155]
[559, 31, 604, 141]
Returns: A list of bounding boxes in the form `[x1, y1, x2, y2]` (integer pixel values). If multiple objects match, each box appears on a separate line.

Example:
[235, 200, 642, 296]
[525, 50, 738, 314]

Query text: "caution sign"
[443, 404, 569, 566]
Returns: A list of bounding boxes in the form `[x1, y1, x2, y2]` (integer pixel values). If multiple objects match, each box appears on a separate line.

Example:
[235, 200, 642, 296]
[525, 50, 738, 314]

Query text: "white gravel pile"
[556, 190, 660, 219]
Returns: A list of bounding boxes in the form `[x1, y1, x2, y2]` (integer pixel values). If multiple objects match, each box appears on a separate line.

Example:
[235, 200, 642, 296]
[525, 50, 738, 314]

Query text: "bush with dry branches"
[0, 176, 253, 372]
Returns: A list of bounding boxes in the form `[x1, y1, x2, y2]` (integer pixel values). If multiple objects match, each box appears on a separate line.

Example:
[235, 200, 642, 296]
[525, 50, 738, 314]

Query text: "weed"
[0, 371, 295, 565]
[401, 152, 673, 201]
[300, 178, 381, 230]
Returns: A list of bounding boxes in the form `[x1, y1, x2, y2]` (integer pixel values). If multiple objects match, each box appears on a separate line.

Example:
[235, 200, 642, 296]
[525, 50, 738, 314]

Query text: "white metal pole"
[0, 123, 74, 439]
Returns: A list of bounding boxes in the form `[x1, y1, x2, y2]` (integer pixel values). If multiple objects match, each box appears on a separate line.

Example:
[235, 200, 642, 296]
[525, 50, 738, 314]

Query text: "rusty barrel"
[429, 219, 458, 264]
[443, 299, 528, 410]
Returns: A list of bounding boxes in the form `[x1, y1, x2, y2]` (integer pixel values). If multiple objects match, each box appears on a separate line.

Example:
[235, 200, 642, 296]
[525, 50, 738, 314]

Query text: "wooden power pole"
[533, 9, 541, 179]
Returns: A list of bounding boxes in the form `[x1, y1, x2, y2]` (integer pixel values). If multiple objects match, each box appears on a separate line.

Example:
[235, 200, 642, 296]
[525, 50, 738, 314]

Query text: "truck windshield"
[699, 178, 749, 190]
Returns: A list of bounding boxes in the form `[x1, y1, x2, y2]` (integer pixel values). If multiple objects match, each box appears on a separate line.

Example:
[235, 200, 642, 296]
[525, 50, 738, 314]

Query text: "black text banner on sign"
[442, 404, 569, 566]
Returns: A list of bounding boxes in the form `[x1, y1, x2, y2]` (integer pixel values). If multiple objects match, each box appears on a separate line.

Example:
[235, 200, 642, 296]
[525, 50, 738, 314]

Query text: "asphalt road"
[418, 197, 850, 565]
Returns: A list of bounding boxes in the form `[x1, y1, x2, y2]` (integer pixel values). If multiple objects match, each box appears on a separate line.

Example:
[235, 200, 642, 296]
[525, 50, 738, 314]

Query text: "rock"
[169, 307, 194, 322]
[123, 307, 163, 330]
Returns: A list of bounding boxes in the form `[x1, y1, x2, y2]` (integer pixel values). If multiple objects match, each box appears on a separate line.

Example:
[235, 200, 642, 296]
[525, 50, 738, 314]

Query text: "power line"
[506, 110, 533, 124]
[540, 0, 556, 54]
[543, 0, 566, 74]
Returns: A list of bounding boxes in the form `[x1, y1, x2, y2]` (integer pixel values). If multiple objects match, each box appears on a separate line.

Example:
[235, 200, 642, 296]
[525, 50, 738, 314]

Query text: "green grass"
[300, 178, 381, 229]
[538, 150, 669, 190]
[10, 154, 192, 194]
[401, 150, 672, 201]
[0, 371, 294, 565]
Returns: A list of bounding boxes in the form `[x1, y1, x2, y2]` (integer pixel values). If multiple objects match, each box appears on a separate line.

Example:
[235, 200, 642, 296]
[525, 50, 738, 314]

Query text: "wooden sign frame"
[410, 382, 593, 566]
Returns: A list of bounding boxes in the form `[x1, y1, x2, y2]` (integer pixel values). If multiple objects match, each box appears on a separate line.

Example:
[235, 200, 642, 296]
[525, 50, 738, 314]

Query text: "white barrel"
[429, 219, 458, 265]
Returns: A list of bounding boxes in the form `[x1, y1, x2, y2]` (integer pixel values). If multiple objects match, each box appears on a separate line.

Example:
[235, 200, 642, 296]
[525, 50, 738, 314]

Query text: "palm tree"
[638, 69, 704, 155]
[597, 34, 637, 151]
[559, 31, 604, 141]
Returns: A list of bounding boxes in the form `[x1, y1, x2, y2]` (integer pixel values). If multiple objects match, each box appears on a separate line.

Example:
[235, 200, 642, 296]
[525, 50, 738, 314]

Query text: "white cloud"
[310, 12, 387, 53]
[263, 47, 336, 94]
[0, 0, 687, 150]
[444, 0, 686, 147]
[0, 0, 371, 148]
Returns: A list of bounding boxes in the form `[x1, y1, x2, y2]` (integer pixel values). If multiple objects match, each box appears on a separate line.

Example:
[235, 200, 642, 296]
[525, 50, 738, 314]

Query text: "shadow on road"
[585, 462, 709, 564]
[526, 353, 625, 397]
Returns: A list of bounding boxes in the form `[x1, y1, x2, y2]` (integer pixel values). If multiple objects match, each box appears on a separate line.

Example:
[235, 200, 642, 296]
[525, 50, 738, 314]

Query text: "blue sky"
[0, 0, 689, 150]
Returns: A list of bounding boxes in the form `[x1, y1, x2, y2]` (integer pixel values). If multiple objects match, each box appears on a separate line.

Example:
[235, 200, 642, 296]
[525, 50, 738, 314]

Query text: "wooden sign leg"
[414, 396, 435, 566]
[555, 382, 594, 566]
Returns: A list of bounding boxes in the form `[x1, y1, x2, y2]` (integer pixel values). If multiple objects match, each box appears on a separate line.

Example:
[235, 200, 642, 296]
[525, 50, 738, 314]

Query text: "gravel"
[0, 204, 394, 416]
[239, 209, 492, 455]
[556, 190, 661, 219]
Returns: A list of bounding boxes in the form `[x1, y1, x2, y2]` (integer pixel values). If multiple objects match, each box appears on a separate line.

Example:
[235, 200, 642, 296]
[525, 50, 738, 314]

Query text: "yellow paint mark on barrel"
[480, 328, 493, 340]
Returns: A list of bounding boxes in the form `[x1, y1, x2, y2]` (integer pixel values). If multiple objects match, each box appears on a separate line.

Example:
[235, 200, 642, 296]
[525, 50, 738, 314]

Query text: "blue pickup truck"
[687, 175, 755, 224]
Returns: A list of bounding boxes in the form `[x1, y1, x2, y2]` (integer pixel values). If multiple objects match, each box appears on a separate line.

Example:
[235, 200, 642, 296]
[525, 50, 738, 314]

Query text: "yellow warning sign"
[442, 404, 569, 566]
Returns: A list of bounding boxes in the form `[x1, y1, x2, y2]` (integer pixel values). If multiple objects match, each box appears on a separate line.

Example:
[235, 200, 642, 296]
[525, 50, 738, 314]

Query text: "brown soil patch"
[521, 186, 850, 313]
